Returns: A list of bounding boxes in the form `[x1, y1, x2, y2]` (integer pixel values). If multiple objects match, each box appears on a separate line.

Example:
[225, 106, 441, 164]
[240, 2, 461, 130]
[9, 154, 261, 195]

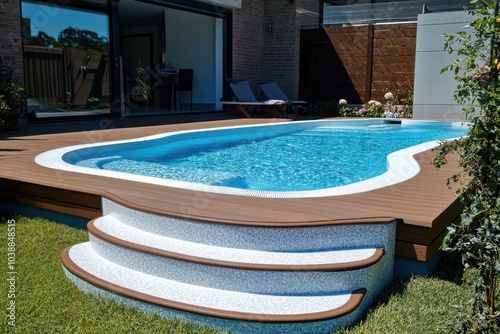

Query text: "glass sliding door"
[118, 0, 227, 116]
[21, 1, 111, 119]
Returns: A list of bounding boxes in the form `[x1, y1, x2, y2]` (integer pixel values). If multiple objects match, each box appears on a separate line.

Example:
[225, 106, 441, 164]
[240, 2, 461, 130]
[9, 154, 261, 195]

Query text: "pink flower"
[384, 92, 394, 100]
[339, 99, 347, 105]
[471, 65, 490, 83]
[368, 100, 377, 105]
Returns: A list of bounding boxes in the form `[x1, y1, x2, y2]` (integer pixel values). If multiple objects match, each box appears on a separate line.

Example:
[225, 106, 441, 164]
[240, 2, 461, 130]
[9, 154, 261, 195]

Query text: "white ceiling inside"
[118, 0, 239, 28]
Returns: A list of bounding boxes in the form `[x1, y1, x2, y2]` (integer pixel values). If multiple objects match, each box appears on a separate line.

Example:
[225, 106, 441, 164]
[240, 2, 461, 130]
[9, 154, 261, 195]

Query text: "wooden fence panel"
[23, 46, 66, 103]
[371, 23, 416, 100]
[299, 23, 416, 105]
[23, 46, 110, 109]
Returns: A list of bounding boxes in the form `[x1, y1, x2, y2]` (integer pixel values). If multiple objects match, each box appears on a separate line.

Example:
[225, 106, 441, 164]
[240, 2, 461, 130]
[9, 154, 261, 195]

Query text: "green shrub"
[390, 82, 414, 118]
[338, 105, 360, 117]
[310, 100, 339, 116]
[0, 57, 26, 130]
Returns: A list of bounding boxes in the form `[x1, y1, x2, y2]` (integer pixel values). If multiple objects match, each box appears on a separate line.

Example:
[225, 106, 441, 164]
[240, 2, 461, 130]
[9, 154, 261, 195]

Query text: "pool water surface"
[35, 119, 468, 198]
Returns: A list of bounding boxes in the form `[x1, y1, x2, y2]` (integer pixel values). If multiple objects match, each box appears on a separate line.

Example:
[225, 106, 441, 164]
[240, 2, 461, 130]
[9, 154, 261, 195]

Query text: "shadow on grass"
[430, 251, 464, 284]
[340, 251, 466, 332]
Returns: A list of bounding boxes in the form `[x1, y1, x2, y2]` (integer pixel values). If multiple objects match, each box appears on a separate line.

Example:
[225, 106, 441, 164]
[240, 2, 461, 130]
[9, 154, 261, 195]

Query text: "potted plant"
[130, 61, 151, 103]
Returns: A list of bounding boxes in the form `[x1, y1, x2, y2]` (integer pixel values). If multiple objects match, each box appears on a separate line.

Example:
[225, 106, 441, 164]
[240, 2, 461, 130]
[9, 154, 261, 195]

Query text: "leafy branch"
[434, 0, 500, 332]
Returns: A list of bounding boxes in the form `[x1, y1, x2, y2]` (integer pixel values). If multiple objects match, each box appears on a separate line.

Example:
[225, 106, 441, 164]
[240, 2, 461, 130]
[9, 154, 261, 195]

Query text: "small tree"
[434, 0, 500, 332]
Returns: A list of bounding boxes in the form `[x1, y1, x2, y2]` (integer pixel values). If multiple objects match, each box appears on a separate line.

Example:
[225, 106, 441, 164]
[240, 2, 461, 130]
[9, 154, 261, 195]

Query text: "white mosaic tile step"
[92, 215, 379, 266]
[67, 242, 358, 316]
[102, 198, 393, 252]
[88, 233, 385, 295]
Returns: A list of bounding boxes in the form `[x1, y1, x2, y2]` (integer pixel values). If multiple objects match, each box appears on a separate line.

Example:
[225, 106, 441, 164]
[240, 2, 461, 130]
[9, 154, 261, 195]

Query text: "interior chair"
[175, 69, 193, 110]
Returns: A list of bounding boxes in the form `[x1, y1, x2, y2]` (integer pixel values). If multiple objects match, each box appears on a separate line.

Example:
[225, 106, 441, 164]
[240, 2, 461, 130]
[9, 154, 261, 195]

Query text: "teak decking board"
[0, 118, 463, 261]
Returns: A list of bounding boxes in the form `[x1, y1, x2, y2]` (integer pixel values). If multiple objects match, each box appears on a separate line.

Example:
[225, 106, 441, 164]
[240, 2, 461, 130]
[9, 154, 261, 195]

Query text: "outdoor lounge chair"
[222, 80, 292, 118]
[258, 81, 308, 115]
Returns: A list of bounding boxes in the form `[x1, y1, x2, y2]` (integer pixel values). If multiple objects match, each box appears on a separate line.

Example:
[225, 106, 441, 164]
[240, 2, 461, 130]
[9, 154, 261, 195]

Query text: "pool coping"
[34, 118, 467, 198]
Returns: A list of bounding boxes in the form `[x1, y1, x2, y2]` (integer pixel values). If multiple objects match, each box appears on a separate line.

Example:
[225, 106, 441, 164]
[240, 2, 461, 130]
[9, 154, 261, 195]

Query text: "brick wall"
[232, 0, 318, 100]
[0, 0, 24, 84]
[231, 0, 266, 94]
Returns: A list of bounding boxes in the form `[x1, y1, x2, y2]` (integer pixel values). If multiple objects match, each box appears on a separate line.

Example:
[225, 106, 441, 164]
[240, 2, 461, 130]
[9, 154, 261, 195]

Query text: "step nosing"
[61, 246, 367, 322]
[88, 219, 385, 271]
[102, 196, 397, 227]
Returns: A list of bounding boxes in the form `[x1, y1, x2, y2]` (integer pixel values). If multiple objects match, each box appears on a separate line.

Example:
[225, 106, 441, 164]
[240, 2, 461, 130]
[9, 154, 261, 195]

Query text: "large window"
[21, 1, 111, 119]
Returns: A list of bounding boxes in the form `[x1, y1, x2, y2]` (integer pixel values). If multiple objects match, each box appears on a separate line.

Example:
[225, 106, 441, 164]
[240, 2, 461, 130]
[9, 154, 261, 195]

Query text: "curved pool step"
[102, 198, 396, 253]
[62, 244, 366, 322]
[89, 216, 385, 271]
[60, 198, 397, 333]
[86, 216, 386, 295]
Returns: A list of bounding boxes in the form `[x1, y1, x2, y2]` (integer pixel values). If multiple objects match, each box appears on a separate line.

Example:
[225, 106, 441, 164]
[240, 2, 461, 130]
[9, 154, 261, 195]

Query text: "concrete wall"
[413, 11, 470, 121]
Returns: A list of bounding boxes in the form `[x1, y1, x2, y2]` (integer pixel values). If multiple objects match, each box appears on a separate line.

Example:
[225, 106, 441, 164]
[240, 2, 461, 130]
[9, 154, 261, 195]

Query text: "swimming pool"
[35, 119, 468, 198]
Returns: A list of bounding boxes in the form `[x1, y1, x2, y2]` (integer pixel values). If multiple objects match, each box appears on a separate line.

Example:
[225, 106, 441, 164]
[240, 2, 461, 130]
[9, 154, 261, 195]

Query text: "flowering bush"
[363, 99, 384, 117]
[383, 92, 399, 118]
[337, 99, 359, 117]
[471, 63, 490, 83]
[338, 93, 398, 118]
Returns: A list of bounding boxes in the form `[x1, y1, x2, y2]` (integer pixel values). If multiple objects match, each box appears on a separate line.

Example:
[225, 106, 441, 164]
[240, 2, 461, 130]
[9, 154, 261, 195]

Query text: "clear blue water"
[64, 121, 468, 192]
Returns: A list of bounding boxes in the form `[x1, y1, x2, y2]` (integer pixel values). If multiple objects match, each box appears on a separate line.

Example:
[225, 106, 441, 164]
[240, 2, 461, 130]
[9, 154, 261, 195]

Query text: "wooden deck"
[0, 116, 463, 261]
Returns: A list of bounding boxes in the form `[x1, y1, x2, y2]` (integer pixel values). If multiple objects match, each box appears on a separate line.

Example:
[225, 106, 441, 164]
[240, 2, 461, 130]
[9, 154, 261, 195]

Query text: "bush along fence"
[337, 85, 413, 119]
[309, 82, 414, 118]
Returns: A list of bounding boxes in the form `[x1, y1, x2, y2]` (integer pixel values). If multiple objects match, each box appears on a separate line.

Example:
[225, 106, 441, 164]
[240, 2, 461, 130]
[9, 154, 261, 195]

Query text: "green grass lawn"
[0, 216, 473, 333]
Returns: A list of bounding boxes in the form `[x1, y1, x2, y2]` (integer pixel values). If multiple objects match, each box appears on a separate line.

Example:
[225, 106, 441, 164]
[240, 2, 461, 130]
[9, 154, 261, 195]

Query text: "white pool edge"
[34, 119, 467, 198]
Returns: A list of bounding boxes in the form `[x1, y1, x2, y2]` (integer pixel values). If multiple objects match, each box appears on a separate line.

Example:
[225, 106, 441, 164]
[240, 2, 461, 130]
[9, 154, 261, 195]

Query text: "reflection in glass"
[21, 1, 110, 118]
[323, 0, 470, 25]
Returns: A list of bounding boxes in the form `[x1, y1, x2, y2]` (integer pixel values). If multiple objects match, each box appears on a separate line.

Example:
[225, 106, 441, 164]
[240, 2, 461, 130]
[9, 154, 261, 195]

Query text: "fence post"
[365, 23, 374, 102]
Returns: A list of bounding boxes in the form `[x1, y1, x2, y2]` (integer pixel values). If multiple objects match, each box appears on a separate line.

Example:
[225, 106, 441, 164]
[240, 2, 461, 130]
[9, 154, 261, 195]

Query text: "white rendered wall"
[413, 11, 471, 121]
[165, 10, 223, 107]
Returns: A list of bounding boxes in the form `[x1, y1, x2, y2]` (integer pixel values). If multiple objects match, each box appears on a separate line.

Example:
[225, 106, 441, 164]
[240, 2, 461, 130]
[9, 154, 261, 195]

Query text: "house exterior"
[1, 0, 319, 122]
[1, 0, 471, 123]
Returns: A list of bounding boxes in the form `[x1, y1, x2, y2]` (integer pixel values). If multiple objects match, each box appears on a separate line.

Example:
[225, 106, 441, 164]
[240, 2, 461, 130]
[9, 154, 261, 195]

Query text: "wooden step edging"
[102, 193, 398, 228]
[61, 247, 367, 323]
